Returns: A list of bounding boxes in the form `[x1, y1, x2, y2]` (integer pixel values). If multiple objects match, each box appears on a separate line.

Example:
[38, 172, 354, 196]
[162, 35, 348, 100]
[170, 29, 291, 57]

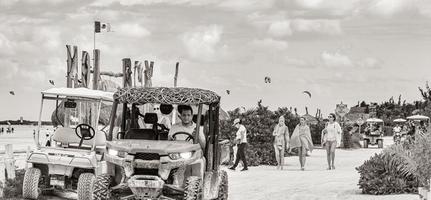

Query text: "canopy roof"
[42, 87, 114, 102]
[366, 118, 384, 123]
[407, 115, 430, 120]
[114, 87, 220, 105]
[393, 118, 407, 122]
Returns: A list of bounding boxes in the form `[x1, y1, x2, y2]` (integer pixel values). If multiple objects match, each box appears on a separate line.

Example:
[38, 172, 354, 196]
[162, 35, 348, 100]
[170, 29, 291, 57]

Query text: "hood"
[106, 140, 201, 154]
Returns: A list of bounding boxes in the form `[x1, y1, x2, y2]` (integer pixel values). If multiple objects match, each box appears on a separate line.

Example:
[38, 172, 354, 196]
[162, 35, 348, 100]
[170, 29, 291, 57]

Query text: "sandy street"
[226, 138, 419, 200]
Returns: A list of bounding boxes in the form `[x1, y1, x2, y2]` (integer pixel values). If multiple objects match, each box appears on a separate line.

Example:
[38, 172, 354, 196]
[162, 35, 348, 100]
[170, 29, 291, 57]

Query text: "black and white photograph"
[1, 0, 431, 199]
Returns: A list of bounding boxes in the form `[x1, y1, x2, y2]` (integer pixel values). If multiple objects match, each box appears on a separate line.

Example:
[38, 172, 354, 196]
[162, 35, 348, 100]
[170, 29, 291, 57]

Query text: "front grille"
[134, 153, 160, 160]
[134, 168, 158, 176]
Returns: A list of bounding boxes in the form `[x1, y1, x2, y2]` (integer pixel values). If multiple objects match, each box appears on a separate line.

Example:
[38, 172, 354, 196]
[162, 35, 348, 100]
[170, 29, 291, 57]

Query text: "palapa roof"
[114, 87, 220, 105]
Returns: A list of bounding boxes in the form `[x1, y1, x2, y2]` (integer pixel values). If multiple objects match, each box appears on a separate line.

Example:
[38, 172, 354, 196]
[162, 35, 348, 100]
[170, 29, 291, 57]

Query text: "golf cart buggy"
[23, 87, 114, 199]
[363, 118, 384, 148]
[392, 118, 407, 145]
[407, 114, 430, 136]
[93, 87, 228, 200]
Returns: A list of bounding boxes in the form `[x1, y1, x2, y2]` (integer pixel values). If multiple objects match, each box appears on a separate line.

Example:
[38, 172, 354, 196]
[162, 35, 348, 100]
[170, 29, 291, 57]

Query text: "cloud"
[320, 51, 383, 69]
[0, 33, 14, 56]
[251, 38, 288, 50]
[268, 20, 292, 37]
[321, 51, 353, 67]
[290, 19, 343, 35]
[358, 57, 383, 69]
[218, 0, 275, 11]
[116, 23, 151, 38]
[181, 24, 224, 61]
[0, 59, 19, 79]
[366, 0, 418, 17]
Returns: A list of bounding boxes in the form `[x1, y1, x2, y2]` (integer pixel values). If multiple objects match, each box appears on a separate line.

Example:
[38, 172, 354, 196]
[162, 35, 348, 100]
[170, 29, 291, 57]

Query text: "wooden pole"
[133, 62, 137, 87]
[122, 58, 132, 132]
[92, 49, 100, 90]
[72, 46, 79, 87]
[174, 62, 179, 87]
[4, 144, 15, 180]
[66, 45, 73, 88]
[81, 51, 91, 88]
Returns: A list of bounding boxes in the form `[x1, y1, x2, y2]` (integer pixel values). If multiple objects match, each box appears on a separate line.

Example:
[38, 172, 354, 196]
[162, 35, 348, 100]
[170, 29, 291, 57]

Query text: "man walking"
[229, 118, 248, 171]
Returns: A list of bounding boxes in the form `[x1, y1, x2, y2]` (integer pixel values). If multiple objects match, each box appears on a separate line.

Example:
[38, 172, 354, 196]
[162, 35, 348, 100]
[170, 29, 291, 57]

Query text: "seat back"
[125, 113, 159, 140]
[125, 128, 157, 140]
[52, 127, 106, 147]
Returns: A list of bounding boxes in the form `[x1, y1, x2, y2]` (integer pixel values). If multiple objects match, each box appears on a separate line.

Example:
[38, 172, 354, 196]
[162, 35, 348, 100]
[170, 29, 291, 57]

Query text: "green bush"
[410, 133, 431, 188]
[356, 151, 418, 195]
[2, 169, 25, 198]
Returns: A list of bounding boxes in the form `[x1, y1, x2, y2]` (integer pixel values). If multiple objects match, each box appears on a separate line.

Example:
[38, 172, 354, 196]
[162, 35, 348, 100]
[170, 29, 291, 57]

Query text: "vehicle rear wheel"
[77, 173, 96, 200]
[22, 167, 41, 199]
[377, 140, 383, 148]
[216, 170, 228, 200]
[93, 174, 112, 200]
[363, 140, 369, 148]
[184, 176, 202, 200]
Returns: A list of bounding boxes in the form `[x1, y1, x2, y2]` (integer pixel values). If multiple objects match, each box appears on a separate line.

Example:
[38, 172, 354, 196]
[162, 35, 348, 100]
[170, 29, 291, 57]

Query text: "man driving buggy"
[167, 105, 206, 187]
[168, 105, 206, 148]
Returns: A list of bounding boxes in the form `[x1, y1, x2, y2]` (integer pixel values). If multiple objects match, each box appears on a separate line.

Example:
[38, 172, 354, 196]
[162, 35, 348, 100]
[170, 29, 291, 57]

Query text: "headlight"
[108, 149, 118, 156]
[169, 152, 193, 160]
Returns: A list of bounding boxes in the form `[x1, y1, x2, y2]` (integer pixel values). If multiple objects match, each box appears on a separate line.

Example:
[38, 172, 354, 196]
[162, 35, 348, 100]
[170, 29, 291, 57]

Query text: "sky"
[1, 0, 431, 121]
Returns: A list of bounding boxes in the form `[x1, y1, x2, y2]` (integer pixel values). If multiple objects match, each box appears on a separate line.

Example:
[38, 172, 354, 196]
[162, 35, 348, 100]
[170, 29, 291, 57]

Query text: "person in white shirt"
[167, 105, 206, 187]
[321, 113, 342, 170]
[229, 118, 248, 171]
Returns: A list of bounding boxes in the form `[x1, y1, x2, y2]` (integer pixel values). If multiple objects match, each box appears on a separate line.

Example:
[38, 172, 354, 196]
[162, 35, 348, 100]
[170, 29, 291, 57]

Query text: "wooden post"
[174, 62, 179, 87]
[81, 51, 91, 88]
[122, 58, 132, 132]
[135, 61, 143, 87]
[92, 49, 100, 90]
[66, 45, 73, 88]
[25, 146, 31, 170]
[4, 144, 15, 180]
[123, 58, 132, 88]
[144, 60, 154, 88]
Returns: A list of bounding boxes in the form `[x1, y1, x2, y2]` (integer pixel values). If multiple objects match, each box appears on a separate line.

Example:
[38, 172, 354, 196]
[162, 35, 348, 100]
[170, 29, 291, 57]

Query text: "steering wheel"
[172, 132, 194, 142]
[75, 124, 95, 147]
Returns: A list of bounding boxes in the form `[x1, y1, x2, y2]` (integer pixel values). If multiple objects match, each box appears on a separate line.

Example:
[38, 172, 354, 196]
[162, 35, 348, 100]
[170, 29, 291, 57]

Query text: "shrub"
[2, 169, 25, 198]
[410, 133, 431, 188]
[356, 151, 418, 195]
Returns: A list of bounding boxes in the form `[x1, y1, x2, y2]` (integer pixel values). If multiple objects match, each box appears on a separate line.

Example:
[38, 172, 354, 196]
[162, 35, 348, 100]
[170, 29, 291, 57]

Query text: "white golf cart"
[363, 118, 384, 148]
[23, 87, 114, 200]
[407, 114, 430, 136]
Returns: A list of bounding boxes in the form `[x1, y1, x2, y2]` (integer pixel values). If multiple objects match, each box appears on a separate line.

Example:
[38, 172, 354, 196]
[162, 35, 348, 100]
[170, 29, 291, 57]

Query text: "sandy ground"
[225, 137, 419, 200]
[0, 127, 420, 200]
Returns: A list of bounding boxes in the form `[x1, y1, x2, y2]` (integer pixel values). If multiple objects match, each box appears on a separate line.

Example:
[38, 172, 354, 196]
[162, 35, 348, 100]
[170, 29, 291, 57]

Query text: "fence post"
[4, 144, 15, 180]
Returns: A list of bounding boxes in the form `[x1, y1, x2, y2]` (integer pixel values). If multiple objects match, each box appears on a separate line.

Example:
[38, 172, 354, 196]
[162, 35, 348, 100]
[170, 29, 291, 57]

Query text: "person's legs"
[241, 143, 248, 170]
[301, 146, 306, 169]
[274, 143, 280, 168]
[230, 145, 241, 169]
[298, 147, 304, 169]
[330, 141, 337, 169]
[280, 146, 285, 170]
[324, 142, 331, 169]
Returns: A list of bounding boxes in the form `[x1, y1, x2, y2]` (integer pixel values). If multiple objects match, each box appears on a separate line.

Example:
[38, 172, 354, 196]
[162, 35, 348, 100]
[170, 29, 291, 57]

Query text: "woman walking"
[321, 113, 342, 170]
[273, 116, 289, 170]
[290, 116, 314, 170]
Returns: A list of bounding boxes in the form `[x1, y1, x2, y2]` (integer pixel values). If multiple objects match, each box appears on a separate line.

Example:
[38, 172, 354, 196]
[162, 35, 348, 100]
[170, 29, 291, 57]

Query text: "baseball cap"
[233, 118, 240, 126]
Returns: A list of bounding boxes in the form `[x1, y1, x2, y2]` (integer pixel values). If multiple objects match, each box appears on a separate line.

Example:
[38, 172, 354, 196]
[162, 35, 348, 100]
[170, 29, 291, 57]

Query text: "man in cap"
[229, 118, 248, 171]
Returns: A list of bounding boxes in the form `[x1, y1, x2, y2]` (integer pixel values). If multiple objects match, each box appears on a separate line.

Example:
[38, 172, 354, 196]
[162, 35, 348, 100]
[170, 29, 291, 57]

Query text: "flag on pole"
[95, 21, 111, 33]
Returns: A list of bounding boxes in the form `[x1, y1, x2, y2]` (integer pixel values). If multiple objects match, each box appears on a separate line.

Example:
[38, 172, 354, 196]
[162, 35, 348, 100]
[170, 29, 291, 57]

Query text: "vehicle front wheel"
[22, 167, 41, 199]
[216, 170, 228, 200]
[184, 176, 202, 200]
[93, 174, 112, 200]
[77, 173, 96, 200]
